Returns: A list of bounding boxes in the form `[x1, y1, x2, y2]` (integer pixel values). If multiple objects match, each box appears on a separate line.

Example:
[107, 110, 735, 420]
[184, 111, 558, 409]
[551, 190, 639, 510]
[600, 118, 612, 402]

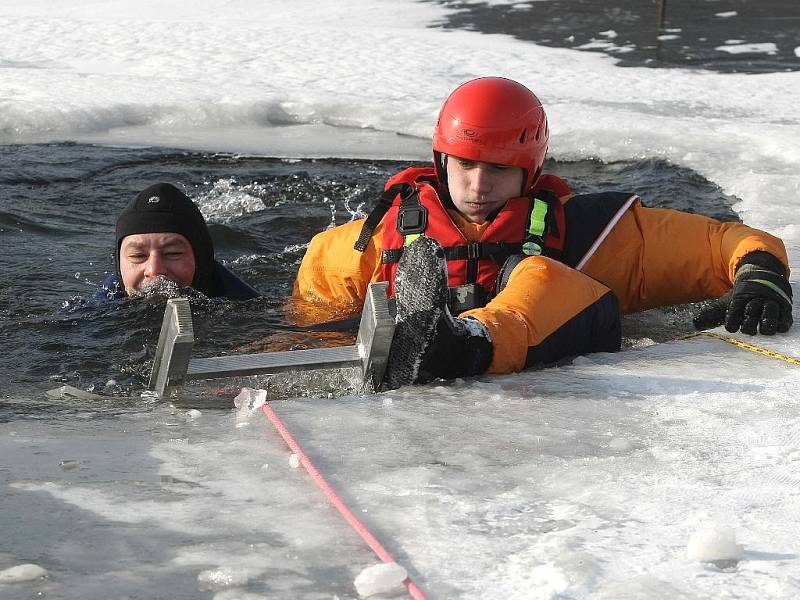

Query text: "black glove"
[693, 251, 793, 336]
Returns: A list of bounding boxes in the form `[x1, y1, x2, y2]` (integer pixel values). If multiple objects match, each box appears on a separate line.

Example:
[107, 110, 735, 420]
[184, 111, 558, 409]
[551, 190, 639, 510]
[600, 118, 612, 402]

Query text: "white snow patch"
[354, 562, 408, 597]
[609, 437, 634, 452]
[462, 316, 492, 341]
[197, 566, 251, 590]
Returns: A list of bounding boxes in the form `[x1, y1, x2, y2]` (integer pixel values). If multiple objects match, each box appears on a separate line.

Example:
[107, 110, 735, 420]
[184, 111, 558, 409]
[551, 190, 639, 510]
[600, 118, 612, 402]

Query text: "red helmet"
[432, 77, 549, 194]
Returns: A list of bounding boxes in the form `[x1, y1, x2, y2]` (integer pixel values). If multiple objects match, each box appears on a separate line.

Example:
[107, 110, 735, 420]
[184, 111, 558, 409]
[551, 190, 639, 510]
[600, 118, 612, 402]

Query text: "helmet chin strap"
[437, 152, 448, 187]
[434, 153, 456, 210]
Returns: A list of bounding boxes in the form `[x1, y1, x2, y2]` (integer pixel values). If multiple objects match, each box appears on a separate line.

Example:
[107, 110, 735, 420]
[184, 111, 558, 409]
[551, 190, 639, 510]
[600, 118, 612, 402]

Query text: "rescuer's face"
[446, 155, 524, 224]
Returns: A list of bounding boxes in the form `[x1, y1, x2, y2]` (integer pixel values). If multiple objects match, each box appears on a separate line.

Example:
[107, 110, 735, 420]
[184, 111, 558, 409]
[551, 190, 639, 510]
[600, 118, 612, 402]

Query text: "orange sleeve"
[288, 218, 384, 325]
[460, 256, 618, 374]
[581, 204, 790, 314]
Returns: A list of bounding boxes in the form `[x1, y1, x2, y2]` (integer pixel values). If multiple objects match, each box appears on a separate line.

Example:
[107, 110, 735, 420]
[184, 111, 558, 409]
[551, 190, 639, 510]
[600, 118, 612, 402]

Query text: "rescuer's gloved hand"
[693, 251, 793, 336]
[383, 236, 493, 390]
[415, 313, 493, 384]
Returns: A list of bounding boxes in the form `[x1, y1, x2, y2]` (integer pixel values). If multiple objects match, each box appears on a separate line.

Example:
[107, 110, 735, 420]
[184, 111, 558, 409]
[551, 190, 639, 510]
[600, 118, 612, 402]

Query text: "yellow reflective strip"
[682, 331, 800, 367]
[528, 198, 548, 237]
[404, 234, 421, 247]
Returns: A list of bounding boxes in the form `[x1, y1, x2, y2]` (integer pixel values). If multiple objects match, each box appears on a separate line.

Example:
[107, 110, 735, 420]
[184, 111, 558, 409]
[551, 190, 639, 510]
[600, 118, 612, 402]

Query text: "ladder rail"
[148, 282, 394, 398]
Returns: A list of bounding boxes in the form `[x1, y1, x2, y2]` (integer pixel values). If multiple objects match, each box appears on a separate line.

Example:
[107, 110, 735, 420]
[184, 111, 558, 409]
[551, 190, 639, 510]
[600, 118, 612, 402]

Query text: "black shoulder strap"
[396, 185, 428, 236]
[354, 183, 415, 252]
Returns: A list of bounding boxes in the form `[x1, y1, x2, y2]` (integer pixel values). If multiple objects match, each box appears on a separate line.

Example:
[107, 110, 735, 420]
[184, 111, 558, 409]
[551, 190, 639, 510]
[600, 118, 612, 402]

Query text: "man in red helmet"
[292, 77, 792, 390]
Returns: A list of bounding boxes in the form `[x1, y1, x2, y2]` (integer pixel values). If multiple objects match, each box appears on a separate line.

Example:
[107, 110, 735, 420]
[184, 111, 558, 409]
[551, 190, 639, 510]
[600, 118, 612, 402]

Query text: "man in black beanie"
[96, 183, 259, 300]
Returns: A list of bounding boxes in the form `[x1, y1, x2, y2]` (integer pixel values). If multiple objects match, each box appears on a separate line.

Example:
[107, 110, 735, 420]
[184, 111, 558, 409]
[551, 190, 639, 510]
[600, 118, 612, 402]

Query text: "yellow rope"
[682, 331, 800, 367]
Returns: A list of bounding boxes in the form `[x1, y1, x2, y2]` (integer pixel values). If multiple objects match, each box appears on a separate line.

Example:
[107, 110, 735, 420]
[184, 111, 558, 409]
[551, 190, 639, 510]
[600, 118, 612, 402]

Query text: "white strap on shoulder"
[575, 194, 639, 271]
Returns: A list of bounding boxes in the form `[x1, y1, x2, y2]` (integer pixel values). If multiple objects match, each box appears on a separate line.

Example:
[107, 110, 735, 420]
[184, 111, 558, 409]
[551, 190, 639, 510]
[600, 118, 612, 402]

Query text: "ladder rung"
[186, 345, 362, 379]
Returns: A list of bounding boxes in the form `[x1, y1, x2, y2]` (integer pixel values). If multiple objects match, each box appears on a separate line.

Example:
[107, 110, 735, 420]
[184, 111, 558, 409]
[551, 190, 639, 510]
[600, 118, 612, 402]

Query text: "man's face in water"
[119, 232, 196, 295]
[445, 155, 525, 224]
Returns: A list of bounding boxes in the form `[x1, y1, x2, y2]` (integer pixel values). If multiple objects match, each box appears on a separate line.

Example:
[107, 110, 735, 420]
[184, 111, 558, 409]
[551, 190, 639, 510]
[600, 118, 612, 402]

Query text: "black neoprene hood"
[115, 183, 215, 293]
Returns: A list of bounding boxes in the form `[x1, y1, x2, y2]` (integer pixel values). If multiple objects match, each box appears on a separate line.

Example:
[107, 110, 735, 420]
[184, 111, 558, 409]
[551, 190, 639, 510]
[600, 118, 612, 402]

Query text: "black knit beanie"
[115, 183, 215, 294]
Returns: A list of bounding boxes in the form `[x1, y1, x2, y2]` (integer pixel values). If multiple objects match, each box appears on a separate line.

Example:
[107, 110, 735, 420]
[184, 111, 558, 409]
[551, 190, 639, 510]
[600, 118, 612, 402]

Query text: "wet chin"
[129, 276, 185, 299]
[465, 208, 491, 224]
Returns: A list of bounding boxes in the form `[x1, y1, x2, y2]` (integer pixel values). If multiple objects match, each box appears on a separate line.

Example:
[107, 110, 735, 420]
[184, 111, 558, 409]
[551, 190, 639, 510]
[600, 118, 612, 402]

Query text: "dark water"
[434, 0, 800, 74]
[0, 143, 740, 412]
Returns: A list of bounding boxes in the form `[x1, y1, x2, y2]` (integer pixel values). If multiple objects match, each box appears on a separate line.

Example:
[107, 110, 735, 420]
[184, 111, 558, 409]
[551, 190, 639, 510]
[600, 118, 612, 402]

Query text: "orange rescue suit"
[292, 167, 789, 374]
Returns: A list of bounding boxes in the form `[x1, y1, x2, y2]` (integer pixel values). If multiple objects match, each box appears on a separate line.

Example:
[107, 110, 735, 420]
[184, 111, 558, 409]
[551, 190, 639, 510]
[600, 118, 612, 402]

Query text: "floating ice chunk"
[795, 47, 800, 58]
[354, 562, 407, 597]
[687, 526, 743, 562]
[197, 567, 250, 591]
[234, 387, 267, 410]
[45, 385, 104, 401]
[186, 409, 202, 420]
[715, 42, 778, 55]
[715, 11, 737, 18]
[213, 590, 269, 600]
[288, 453, 300, 469]
[0, 563, 47, 582]
[234, 387, 268, 424]
[576, 40, 615, 50]
[60, 459, 81, 470]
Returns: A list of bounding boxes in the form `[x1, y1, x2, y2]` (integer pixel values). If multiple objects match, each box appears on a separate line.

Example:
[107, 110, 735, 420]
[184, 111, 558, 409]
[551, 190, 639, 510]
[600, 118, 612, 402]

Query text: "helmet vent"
[519, 129, 527, 144]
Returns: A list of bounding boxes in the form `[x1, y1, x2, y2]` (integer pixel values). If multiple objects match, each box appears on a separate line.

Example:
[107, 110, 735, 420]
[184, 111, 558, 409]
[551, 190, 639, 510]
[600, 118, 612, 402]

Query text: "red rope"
[261, 402, 428, 600]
